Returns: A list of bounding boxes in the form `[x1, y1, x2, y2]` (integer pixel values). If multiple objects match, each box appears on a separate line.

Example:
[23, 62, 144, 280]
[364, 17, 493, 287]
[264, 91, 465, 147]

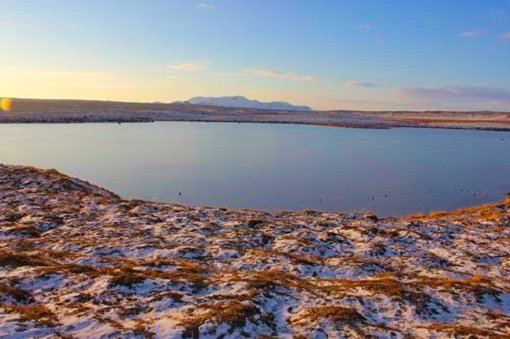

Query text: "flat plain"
[1, 98, 510, 131]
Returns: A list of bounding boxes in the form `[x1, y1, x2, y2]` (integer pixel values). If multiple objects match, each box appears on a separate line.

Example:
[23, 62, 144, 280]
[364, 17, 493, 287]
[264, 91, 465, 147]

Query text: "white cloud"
[345, 81, 379, 88]
[169, 63, 206, 72]
[399, 85, 510, 106]
[353, 23, 373, 31]
[246, 69, 318, 82]
[459, 30, 484, 38]
[194, 3, 215, 10]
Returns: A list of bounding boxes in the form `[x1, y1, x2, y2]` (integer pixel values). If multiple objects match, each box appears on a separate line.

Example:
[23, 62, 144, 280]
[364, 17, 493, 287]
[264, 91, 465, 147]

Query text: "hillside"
[0, 165, 509, 337]
[180, 96, 313, 112]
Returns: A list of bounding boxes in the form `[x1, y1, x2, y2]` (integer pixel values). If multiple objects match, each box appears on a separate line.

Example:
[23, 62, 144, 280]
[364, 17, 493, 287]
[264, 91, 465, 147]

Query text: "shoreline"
[0, 164, 509, 337]
[3, 118, 510, 133]
[1, 98, 510, 132]
[2, 164, 510, 218]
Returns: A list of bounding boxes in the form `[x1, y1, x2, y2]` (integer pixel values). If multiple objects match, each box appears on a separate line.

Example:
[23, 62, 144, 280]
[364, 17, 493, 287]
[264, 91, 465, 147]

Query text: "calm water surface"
[1, 122, 509, 216]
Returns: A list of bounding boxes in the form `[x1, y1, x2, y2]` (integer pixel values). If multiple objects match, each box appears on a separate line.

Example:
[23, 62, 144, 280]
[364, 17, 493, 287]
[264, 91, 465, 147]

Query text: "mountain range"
[175, 96, 313, 111]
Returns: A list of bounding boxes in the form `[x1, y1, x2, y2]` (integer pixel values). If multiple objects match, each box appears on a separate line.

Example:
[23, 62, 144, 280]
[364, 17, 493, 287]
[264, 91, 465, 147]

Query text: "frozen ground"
[1, 98, 510, 131]
[0, 165, 509, 338]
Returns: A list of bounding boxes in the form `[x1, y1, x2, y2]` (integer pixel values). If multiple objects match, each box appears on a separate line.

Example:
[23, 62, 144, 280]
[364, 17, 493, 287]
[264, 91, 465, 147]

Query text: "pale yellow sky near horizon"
[0, 68, 451, 111]
[0, 71, 341, 111]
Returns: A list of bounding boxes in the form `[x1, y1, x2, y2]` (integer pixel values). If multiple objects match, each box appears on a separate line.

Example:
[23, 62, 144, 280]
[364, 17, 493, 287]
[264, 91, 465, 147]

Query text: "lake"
[1, 122, 509, 216]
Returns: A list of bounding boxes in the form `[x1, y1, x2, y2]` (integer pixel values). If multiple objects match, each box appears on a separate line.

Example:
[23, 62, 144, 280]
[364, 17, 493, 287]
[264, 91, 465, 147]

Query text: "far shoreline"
[2, 117, 510, 132]
[1, 98, 510, 132]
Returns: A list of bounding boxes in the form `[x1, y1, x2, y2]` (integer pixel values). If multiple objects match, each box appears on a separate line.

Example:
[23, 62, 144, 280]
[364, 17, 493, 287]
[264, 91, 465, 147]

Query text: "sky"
[1, 0, 510, 111]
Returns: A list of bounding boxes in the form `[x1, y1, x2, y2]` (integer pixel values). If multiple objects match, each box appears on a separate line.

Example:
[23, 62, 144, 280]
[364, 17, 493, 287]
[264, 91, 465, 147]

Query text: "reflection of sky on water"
[1, 122, 509, 216]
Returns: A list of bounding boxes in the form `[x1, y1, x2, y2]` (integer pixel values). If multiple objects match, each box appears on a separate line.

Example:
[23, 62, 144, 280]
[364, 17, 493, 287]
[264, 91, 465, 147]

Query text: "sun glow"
[0, 98, 13, 112]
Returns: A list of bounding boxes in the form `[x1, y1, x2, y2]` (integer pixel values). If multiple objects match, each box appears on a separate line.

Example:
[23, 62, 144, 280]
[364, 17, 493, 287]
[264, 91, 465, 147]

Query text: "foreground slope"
[0, 165, 509, 338]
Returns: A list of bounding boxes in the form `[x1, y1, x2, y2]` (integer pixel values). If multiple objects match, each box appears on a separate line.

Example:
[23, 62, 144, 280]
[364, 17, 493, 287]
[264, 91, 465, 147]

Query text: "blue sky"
[1, 0, 510, 110]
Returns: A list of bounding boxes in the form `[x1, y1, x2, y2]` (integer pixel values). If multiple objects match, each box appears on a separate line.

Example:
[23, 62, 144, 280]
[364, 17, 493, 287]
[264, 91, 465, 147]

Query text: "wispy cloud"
[399, 85, 510, 105]
[459, 30, 485, 38]
[194, 3, 215, 10]
[502, 32, 510, 40]
[246, 69, 318, 82]
[345, 81, 379, 88]
[353, 23, 373, 31]
[169, 63, 206, 72]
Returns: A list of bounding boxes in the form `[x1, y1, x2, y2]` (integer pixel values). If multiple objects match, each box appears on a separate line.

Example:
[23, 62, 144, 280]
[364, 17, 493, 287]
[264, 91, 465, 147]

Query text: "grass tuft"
[0, 252, 50, 268]
[0, 283, 34, 303]
[181, 301, 258, 337]
[2, 304, 59, 327]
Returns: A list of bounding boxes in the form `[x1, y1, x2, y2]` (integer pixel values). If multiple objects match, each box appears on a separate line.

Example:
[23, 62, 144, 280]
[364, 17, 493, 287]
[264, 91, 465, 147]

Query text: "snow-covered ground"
[1, 98, 510, 131]
[0, 165, 509, 338]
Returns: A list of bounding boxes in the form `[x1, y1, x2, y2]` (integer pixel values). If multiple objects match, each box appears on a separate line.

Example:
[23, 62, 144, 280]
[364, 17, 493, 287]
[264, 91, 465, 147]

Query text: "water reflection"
[1, 122, 508, 216]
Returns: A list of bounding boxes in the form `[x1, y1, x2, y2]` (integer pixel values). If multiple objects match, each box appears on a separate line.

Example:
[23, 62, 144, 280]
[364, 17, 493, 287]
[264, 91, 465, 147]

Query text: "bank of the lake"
[0, 164, 509, 337]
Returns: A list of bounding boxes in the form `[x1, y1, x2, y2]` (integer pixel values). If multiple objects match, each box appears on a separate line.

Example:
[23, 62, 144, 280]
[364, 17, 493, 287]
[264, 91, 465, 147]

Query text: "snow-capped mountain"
[177, 96, 313, 111]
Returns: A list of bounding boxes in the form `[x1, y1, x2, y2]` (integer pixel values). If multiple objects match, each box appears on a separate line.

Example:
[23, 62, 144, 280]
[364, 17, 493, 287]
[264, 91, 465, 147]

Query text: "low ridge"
[177, 96, 313, 112]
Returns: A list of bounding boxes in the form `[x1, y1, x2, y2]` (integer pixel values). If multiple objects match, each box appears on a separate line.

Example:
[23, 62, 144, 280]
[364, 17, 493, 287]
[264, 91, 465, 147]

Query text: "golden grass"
[410, 196, 510, 222]
[107, 263, 209, 290]
[0, 252, 51, 268]
[180, 301, 258, 337]
[220, 269, 317, 293]
[4, 225, 41, 238]
[412, 275, 505, 302]
[149, 291, 184, 302]
[247, 248, 323, 265]
[0, 283, 33, 303]
[2, 304, 59, 327]
[293, 306, 366, 325]
[426, 323, 508, 338]
[316, 273, 405, 298]
[133, 319, 155, 338]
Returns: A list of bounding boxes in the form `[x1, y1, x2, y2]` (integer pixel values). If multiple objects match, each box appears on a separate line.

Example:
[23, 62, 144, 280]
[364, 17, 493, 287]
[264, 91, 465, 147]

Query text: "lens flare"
[1, 98, 13, 112]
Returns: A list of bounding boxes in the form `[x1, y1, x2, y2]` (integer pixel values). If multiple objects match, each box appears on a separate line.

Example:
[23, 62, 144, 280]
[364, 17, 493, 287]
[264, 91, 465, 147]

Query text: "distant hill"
[176, 96, 313, 111]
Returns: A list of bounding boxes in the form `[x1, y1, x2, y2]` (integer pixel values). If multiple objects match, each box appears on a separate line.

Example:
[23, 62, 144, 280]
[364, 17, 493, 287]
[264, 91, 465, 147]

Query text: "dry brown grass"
[317, 273, 405, 299]
[328, 256, 391, 272]
[180, 301, 258, 337]
[107, 263, 209, 290]
[4, 225, 41, 238]
[38, 263, 103, 276]
[410, 196, 510, 222]
[150, 291, 184, 302]
[218, 269, 316, 293]
[247, 248, 323, 266]
[2, 304, 59, 327]
[0, 252, 51, 268]
[108, 267, 147, 287]
[45, 249, 82, 260]
[294, 306, 366, 325]
[0, 283, 33, 303]
[413, 275, 505, 302]
[246, 219, 265, 228]
[133, 319, 155, 338]
[1, 209, 23, 222]
[426, 323, 508, 338]
[93, 314, 126, 331]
